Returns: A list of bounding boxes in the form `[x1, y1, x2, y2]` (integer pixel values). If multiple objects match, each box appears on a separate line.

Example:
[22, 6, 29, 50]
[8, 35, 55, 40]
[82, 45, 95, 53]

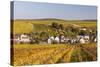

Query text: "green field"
[11, 43, 97, 66]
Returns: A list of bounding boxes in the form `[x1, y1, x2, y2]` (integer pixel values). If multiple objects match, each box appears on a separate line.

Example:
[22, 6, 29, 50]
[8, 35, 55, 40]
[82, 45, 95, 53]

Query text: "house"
[84, 35, 90, 43]
[79, 38, 85, 44]
[13, 33, 31, 44]
[50, 36, 55, 40]
[19, 33, 31, 43]
[47, 38, 52, 44]
[54, 36, 60, 44]
[60, 35, 65, 43]
[94, 37, 97, 42]
[76, 35, 90, 43]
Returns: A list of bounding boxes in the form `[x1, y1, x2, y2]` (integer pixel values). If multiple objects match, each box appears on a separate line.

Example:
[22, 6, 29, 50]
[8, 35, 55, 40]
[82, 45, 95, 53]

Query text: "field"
[12, 19, 97, 34]
[11, 43, 97, 66]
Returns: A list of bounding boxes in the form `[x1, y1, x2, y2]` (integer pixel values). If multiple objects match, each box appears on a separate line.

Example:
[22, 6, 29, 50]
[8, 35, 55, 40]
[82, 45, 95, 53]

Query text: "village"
[12, 23, 97, 45]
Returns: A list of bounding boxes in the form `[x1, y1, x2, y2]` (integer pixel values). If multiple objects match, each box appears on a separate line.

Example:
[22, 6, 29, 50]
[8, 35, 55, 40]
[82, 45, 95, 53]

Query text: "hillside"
[12, 19, 97, 34]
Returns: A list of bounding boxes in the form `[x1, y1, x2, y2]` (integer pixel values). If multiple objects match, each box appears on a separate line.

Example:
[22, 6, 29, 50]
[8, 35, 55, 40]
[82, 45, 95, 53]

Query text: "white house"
[84, 35, 89, 40]
[13, 34, 30, 43]
[50, 36, 55, 40]
[47, 38, 52, 44]
[76, 35, 90, 43]
[79, 38, 85, 44]
[84, 35, 90, 43]
[94, 37, 97, 42]
[19, 34, 30, 43]
[54, 36, 60, 44]
[60, 35, 65, 43]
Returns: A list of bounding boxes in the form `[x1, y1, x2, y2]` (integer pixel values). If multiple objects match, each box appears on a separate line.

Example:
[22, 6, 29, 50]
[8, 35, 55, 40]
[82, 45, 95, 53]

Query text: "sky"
[13, 1, 97, 20]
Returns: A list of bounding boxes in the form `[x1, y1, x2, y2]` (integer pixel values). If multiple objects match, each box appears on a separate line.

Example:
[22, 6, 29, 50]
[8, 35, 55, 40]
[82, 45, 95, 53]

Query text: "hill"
[12, 18, 97, 34]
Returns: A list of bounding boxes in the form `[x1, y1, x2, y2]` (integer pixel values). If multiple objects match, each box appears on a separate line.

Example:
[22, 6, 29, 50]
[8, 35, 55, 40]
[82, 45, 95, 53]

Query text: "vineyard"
[11, 43, 97, 66]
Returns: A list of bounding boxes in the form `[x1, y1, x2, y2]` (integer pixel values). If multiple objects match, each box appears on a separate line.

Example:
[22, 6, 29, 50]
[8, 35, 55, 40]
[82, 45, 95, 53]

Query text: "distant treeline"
[12, 18, 97, 22]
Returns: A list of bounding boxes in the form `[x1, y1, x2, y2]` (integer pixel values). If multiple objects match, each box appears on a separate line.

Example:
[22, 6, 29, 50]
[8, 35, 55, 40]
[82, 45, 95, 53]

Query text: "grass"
[13, 22, 33, 34]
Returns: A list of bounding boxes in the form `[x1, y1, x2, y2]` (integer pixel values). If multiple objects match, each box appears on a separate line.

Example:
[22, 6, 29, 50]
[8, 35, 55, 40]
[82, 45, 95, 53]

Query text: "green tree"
[52, 22, 59, 29]
[59, 24, 64, 30]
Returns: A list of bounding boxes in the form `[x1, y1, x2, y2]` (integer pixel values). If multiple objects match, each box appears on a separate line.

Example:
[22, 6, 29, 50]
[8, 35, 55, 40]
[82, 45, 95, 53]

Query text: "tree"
[52, 22, 59, 29]
[79, 30, 87, 35]
[59, 24, 64, 30]
[40, 31, 48, 41]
